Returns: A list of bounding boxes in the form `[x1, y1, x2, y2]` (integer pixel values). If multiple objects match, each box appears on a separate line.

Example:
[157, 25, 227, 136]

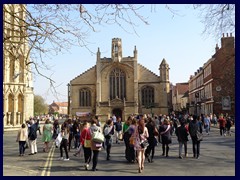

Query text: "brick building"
[49, 101, 68, 115]
[172, 83, 189, 112]
[189, 33, 235, 117]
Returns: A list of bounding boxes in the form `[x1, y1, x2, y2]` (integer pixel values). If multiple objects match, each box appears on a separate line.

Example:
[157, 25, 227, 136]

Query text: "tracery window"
[79, 88, 91, 106]
[109, 68, 126, 100]
[141, 86, 154, 106]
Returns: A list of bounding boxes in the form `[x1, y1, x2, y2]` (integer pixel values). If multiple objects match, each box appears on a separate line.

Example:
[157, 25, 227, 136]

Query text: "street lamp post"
[146, 103, 154, 117]
[67, 83, 70, 116]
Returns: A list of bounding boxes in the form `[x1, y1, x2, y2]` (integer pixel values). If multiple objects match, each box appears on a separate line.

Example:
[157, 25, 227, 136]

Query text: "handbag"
[84, 130, 91, 148]
[140, 140, 149, 148]
[55, 133, 62, 147]
[129, 136, 135, 146]
[118, 133, 123, 140]
[92, 130, 104, 143]
[138, 126, 149, 148]
[196, 131, 203, 141]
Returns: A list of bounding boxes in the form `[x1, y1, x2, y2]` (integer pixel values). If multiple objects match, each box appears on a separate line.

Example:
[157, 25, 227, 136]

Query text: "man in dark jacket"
[28, 119, 39, 155]
[115, 117, 122, 144]
[189, 115, 203, 159]
[176, 118, 189, 159]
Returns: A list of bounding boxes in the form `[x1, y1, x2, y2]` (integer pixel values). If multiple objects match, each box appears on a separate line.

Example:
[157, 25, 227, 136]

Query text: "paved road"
[3, 125, 235, 176]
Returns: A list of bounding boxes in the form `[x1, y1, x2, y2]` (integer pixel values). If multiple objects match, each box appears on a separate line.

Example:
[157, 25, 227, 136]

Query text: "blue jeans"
[19, 141, 26, 155]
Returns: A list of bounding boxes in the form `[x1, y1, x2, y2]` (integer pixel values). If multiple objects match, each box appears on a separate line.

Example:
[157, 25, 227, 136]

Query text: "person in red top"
[80, 122, 92, 170]
[218, 114, 226, 136]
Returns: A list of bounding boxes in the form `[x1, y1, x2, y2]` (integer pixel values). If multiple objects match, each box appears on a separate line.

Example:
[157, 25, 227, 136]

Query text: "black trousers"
[92, 150, 100, 170]
[60, 139, 69, 159]
[19, 141, 26, 155]
[192, 139, 200, 157]
[83, 146, 92, 164]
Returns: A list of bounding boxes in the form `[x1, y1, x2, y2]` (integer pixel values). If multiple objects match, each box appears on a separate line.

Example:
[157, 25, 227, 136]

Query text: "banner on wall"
[76, 112, 91, 117]
[222, 96, 231, 110]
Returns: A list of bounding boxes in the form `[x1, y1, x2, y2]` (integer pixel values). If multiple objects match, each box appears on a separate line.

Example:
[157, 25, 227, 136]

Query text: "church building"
[69, 38, 170, 121]
[3, 4, 34, 131]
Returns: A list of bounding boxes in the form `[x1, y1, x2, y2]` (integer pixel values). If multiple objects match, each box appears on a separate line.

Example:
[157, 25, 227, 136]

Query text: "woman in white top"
[133, 117, 149, 173]
[16, 123, 28, 156]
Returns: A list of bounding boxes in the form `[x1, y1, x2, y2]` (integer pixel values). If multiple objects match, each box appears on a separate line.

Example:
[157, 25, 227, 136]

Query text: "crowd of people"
[15, 112, 234, 173]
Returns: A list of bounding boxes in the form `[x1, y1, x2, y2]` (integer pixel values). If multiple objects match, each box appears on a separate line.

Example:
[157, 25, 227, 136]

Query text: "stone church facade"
[70, 38, 170, 121]
[3, 4, 34, 131]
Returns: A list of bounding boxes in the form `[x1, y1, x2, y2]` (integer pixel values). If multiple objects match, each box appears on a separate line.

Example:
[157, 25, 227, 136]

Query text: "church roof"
[70, 65, 96, 83]
[138, 63, 159, 78]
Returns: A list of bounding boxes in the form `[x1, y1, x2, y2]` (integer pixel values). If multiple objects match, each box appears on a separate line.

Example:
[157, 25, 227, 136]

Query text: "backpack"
[104, 125, 113, 139]
[189, 121, 200, 137]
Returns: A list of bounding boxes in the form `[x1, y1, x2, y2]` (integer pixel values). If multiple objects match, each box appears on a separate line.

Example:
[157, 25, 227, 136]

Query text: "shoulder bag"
[84, 129, 91, 148]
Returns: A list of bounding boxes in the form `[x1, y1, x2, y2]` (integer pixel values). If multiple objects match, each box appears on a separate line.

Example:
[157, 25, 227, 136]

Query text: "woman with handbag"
[90, 119, 102, 171]
[133, 116, 149, 173]
[79, 122, 91, 170]
[189, 115, 203, 159]
[103, 119, 114, 160]
[159, 118, 172, 157]
[145, 117, 158, 163]
[59, 121, 70, 161]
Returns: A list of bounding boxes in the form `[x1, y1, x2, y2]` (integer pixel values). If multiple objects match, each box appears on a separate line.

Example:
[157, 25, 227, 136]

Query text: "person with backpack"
[103, 119, 114, 160]
[189, 115, 203, 159]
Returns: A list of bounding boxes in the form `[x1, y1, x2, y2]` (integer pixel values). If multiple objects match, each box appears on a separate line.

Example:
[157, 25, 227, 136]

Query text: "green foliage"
[34, 95, 48, 115]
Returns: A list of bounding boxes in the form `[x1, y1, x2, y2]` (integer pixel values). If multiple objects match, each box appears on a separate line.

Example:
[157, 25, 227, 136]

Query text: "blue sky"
[32, 4, 230, 104]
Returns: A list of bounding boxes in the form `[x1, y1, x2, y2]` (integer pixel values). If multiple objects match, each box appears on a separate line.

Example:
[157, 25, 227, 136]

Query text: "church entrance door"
[112, 108, 122, 120]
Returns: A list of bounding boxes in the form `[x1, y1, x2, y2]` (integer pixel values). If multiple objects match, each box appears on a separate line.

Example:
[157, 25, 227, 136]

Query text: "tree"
[3, 5, 148, 79]
[192, 4, 235, 39]
[34, 95, 48, 115]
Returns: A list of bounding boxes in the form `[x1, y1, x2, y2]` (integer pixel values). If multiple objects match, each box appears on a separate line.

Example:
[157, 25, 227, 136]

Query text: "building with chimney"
[188, 33, 235, 117]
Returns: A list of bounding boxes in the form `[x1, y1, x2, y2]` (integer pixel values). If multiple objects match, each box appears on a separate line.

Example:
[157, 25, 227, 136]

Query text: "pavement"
[3, 124, 235, 176]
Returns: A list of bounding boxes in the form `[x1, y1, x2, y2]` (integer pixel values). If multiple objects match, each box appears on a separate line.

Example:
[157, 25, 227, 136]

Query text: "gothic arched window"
[109, 68, 126, 100]
[79, 88, 91, 106]
[141, 86, 154, 106]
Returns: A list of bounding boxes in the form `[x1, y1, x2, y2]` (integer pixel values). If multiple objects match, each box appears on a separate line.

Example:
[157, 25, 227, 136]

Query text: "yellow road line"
[3, 165, 38, 174]
[41, 144, 55, 176]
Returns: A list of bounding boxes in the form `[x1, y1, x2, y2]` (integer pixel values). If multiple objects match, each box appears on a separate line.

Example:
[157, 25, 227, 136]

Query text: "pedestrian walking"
[145, 117, 158, 163]
[204, 114, 211, 135]
[90, 119, 103, 171]
[176, 118, 189, 159]
[189, 115, 203, 159]
[42, 119, 53, 152]
[52, 119, 60, 140]
[16, 123, 28, 156]
[123, 116, 133, 162]
[103, 119, 114, 160]
[79, 122, 91, 170]
[226, 117, 233, 136]
[132, 116, 149, 173]
[28, 119, 39, 155]
[159, 118, 172, 157]
[218, 115, 226, 136]
[59, 121, 70, 161]
[115, 117, 122, 144]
